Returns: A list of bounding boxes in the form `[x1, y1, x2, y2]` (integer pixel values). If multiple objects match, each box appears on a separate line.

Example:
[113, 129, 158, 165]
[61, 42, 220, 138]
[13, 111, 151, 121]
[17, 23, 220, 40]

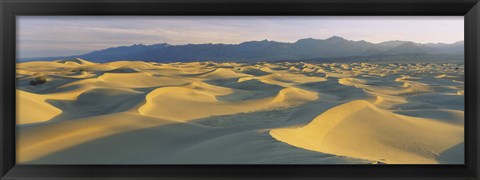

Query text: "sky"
[17, 16, 464, 58]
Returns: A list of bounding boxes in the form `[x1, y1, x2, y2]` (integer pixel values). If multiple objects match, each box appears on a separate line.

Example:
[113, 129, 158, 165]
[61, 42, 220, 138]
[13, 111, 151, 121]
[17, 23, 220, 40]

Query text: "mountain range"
[19, 36, 464, 63]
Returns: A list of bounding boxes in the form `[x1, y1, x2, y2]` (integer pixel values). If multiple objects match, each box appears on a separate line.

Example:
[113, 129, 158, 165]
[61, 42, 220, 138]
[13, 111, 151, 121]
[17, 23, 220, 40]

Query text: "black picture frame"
[1, 0, 479, 179]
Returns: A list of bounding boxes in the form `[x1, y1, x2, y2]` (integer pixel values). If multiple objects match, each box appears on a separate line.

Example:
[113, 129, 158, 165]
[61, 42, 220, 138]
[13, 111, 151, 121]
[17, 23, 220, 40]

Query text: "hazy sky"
[17, 16, 463, 58]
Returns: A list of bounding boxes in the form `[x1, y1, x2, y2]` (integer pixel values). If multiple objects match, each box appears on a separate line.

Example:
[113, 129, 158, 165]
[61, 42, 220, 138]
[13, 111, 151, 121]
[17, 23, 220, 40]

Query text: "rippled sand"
[16, 58, 464, 164]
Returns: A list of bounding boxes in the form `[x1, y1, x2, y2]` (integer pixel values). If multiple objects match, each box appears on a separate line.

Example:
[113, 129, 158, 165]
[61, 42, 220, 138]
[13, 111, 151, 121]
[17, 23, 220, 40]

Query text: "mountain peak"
[132, 44, 146, 46]
[295, 38, 318, 43]
[18, 37, 464, 63]
[399, 41, 419, 46]
[326, 36, 346, 41]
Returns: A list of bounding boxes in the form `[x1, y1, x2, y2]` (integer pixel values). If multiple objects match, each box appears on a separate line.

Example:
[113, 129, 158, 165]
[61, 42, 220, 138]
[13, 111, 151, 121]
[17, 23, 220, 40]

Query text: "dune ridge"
[270, 100, 464, 164]
[16, 60, 464, 164]
[16, 90, 62, 124]
[138, 84, 318, 121]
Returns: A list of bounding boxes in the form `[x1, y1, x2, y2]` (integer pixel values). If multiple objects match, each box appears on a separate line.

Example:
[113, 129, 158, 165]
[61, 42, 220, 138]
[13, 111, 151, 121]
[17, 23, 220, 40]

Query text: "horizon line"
[18, 36, 464, 59]
[102, 36, 465, 47]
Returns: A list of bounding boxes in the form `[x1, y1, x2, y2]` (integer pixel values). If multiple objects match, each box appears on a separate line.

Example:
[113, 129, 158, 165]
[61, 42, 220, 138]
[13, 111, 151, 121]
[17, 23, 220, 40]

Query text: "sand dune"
[97, 72, 191, 88]
[55, 58, 97, 66]
[199, 68, 251, 79]
[17, 112, 177, 163]
[16, 60, 464, 164]
[270, 100, 464, 164]
[16, 90, 62, 124]
[238, 66, 272, 76]
[138, 84, 318, 121]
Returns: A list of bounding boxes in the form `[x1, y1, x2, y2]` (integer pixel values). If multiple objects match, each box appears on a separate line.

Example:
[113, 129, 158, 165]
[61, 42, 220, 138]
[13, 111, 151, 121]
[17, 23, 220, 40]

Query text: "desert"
[16, 58, 464, 164]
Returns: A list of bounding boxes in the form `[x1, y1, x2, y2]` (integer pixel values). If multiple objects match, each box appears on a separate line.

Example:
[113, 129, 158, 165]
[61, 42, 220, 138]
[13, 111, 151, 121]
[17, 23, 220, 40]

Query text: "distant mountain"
[386, 42, 427, 54]
[18, 36, 464, 63]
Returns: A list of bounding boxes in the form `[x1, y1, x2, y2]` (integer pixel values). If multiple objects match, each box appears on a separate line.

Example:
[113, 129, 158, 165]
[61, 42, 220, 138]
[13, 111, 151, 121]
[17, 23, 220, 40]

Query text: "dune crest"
[271, 87, 318, 104]
[16, 90, 62, 124]
[199, 68, 251, 79]
[270, 100, 464, 164]
[138, 84, 319, 121]
[55, 58, 96, 66]
[16, 60, 464, 164]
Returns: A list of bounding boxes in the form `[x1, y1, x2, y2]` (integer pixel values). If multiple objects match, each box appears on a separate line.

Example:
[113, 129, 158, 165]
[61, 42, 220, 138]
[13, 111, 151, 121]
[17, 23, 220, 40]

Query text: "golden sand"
[16, 58, 464, 164]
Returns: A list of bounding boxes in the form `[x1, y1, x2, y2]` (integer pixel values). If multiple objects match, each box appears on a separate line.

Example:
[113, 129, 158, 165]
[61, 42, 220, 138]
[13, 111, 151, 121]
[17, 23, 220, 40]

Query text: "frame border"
[1, 0, 479, 179]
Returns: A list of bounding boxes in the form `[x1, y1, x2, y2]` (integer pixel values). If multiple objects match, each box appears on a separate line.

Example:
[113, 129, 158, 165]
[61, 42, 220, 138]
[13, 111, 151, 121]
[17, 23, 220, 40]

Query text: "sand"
[16, 58, 464, 164]
[270, 100, 463, 164]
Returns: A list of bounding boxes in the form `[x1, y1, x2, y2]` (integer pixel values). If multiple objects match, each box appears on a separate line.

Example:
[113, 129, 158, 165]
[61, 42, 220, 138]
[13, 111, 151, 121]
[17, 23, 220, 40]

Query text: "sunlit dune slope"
[16, 90, 62, 124]
[17, 112, 177, 163]
[270, 100, 464, 164]
[16, 60, 464, 164]
[199, 68, 251, 79]
[55, 58, 97, 66]
[138, 83, 318, 121]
